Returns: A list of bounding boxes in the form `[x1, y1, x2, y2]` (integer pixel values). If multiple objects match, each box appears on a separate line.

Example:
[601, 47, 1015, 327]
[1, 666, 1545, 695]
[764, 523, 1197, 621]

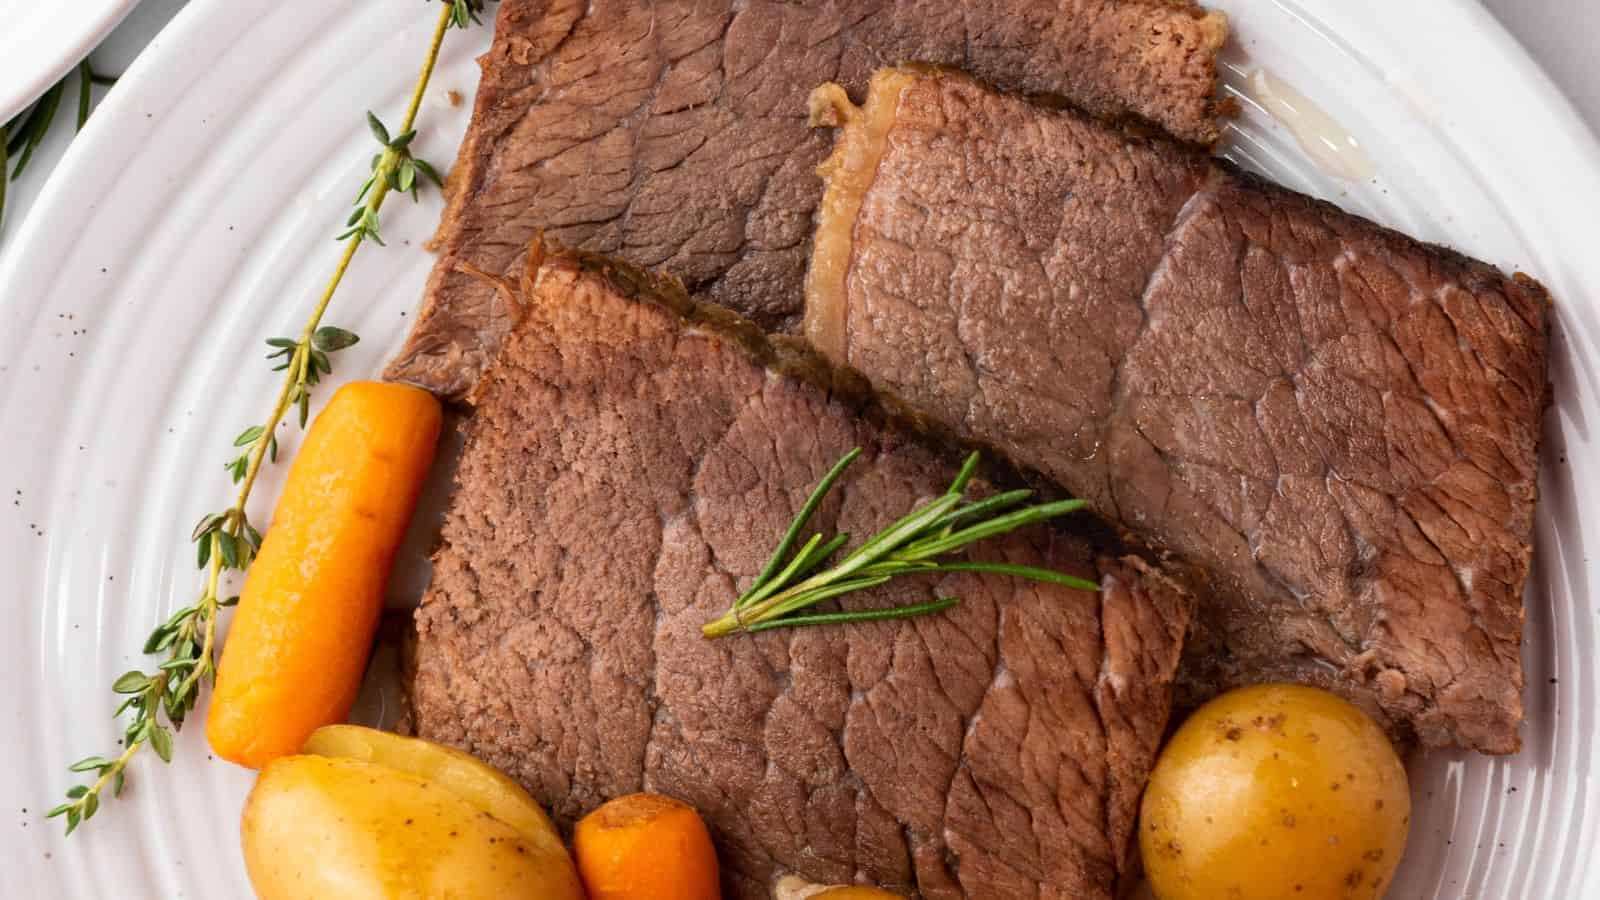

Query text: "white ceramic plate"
[0, 0, 141, 123]
[2, 0, 1598, 896]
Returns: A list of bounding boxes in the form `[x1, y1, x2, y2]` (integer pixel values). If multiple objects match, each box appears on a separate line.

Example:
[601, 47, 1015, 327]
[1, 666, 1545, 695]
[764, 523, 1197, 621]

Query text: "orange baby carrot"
[573, 793, 721, 900]
[207, 381, 442, 769]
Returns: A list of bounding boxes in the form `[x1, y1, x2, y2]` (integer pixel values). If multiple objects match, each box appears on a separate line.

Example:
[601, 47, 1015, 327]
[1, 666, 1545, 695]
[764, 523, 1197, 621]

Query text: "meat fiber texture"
[805, 66, 1550, 755]
[409, 247, 1196, 899]
[385, 0, 1229, 398]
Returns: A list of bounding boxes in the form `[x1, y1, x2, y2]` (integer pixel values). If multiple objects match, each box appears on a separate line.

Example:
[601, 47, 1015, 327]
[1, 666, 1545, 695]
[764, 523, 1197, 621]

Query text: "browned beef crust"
[805, 67, 1549, 754]
[409, 246, 1196, 899]
[385, 0, 1229, 398]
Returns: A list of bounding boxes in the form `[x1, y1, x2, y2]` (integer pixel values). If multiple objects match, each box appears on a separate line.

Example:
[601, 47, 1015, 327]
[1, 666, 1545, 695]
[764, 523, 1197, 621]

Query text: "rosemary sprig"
[701, 449, 1097, 638]
[1, 60, 116, 235]
[48, 1, 489, 835]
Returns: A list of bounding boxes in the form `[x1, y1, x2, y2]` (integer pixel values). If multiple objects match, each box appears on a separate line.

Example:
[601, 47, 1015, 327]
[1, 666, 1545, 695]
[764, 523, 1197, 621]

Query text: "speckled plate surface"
[2, 1, 1598, 896]
[0, 0, 141, 122]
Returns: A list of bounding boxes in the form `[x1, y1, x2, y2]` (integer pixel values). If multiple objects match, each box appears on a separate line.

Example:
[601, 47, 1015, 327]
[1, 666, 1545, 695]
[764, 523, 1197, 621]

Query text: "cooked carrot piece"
[573, 793, 721, 900]
[207, 381, 442, 769]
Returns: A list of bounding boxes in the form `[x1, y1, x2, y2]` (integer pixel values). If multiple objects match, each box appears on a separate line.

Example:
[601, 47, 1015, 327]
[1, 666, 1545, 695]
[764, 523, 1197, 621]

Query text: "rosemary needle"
[1, 60, 116, 236]
[702, 449, 1096, 638]
[0, 123, 7, 232]
[738, 447, 861, 608]
[76, 61, 93, 131]
[745, 599, 960, 633]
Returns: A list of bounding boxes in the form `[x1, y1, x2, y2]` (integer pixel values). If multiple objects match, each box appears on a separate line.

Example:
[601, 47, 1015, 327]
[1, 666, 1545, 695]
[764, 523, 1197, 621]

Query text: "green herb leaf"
[148, 725, 174, 763]
[216, 532, 240, 569]
[143, 625, 177, 654]
[165, 603, 198, 627]
[919, 489, 1033, 537]
[746, 598, 960, 633]
[741, 448, 861, 606]
[915, 561, 1100, 592]
[312, 325, 360, 352]
[68, 756, 110, 773]
[190, 512, 224, 542]
[899, 499, 1087, 559]
[111, 671, 149, 694]
[366, 111, 390, 146]
[947, 451, 981, 496]
[76, 61, 92, 132]
[703, 450, 1093, 638]
[9, 81, 64, 183]
[1, 122, 10, 232]
[414, 157, 444, 188]
[445, 0, 489, 29]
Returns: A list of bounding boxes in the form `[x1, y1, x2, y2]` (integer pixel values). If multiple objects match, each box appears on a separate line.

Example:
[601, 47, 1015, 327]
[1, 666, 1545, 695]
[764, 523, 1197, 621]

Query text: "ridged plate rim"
[1, 0, 1597, 896]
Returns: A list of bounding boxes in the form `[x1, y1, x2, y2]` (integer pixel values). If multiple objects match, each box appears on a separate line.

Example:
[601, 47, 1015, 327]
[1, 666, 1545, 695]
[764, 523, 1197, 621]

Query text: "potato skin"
[301, 724, 562, 851]
[1140, 684, 1410, 900]
[241, 755, 585, 900]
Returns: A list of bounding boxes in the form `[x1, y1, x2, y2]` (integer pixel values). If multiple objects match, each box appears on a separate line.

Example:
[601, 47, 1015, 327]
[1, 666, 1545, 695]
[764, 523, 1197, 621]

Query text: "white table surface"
[1, 0, 1597, 248]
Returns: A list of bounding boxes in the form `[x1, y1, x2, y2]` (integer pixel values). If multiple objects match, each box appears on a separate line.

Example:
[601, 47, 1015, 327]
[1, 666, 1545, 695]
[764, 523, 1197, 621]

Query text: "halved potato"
[301, 724, 558, 848]
[248, 725, 583, 900]
[242, 755, 585, 900]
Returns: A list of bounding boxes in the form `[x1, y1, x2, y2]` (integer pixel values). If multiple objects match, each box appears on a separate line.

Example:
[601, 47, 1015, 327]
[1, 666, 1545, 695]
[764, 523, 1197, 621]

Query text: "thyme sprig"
[445, 0, 490, 29]
[48, 0, 488, 835]
[702, 449, 1097, 638]
[340, 112, 444, 243]
[1, 60, 116, 234]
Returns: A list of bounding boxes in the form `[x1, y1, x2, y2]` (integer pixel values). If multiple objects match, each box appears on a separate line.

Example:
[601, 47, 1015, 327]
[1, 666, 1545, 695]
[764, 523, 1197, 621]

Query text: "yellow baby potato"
[241, 754, 584, 900]
[301, 724, 561, 850]
[1140, 684, 1410, 900]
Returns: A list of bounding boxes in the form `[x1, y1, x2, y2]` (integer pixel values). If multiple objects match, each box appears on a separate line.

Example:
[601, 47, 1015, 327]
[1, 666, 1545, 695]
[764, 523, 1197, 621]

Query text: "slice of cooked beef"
[385, 0, 1230, 398]
[804, 66, 1550, 755]
[409, 244, 1196, 899]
